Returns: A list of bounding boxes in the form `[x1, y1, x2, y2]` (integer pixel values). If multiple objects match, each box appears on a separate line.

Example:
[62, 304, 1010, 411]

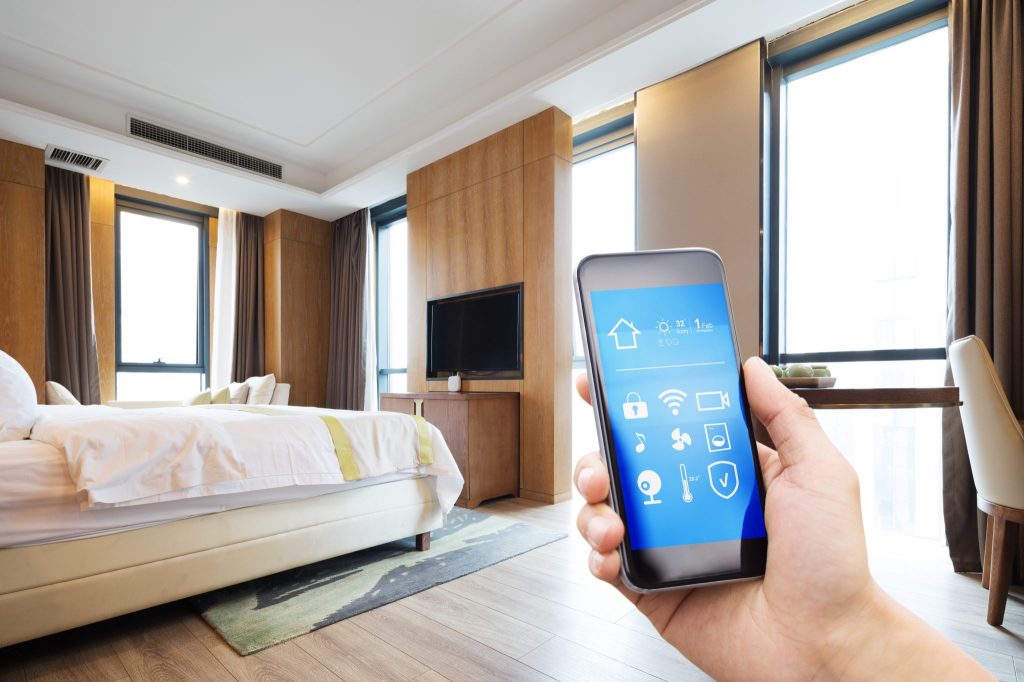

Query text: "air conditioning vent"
[44, 145, 109, 173]
[127, 117, 283, 180]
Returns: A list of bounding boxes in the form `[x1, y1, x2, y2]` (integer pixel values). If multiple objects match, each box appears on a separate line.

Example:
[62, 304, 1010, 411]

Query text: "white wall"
[635, 41, 764, 360]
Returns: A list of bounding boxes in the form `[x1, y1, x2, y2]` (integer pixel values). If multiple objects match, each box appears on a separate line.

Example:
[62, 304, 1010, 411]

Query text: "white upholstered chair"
[949, 335, 1024, 626]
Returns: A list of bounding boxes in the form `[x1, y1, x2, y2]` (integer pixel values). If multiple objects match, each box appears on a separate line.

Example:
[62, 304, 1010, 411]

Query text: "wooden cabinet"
[380, 392, 520, 508]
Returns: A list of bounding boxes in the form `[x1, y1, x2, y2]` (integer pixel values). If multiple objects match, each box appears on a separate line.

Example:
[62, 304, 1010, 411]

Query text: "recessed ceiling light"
[175, 175, 190, 185]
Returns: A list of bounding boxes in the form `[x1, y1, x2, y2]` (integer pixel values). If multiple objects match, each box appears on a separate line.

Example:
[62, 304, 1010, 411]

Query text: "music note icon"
[634, 433, 647, 454]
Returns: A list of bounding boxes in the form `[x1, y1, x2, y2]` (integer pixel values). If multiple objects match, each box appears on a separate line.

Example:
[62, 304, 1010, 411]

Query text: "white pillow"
[245, 374, 276, 405]
[182, 389, 213, 406]
[45, 381, 81, 406]
[0, 350, 38, 441]
[229, 382, 250, 404]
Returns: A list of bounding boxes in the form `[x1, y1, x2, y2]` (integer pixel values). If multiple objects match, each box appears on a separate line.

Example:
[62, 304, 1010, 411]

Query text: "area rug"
[191, 507, 566, 655]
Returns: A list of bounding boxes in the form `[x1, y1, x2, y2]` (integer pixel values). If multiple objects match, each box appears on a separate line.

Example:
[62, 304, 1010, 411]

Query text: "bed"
[0, 404, 463, 648]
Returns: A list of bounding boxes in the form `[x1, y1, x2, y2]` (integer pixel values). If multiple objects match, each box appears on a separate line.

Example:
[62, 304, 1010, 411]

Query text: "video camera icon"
[696, 391, 730, 412]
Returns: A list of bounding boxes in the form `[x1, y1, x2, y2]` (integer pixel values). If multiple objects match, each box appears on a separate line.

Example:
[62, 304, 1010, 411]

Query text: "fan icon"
[671, 428, 692, 451]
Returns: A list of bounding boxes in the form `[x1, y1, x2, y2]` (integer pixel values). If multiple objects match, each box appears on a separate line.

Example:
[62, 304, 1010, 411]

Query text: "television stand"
[380, 392, 520, 508]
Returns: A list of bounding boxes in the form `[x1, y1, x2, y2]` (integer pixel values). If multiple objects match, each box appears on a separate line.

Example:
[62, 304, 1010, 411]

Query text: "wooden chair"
[950, 335, 1024, 626]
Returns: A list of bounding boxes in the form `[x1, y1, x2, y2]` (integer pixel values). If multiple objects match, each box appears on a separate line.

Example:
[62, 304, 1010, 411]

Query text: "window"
[376, 213, 408, 395]
[571, 141, 636, 361]
[571, 113, 637, 463]
[769, 19, 949, 538]
[115, 199, 208, 400]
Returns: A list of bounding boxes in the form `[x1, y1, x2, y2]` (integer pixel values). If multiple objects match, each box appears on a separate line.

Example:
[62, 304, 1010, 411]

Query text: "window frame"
[113, 197, 210, 391]
[372, 196, 408, 396]
[764, 3, 949, 366]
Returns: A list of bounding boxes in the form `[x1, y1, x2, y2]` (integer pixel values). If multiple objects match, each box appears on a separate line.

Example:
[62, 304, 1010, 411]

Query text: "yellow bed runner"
[216, 406, 432, 480]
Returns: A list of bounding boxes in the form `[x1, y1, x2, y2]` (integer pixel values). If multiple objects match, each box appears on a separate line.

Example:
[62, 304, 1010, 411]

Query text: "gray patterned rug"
[191, 507, 565, 655]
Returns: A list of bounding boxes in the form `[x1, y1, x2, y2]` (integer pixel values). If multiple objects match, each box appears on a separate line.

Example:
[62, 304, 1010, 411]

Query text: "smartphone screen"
[577, 250, 767, 589]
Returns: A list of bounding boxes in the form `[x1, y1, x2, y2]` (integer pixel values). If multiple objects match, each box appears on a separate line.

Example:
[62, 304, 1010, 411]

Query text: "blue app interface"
[591, 283, 766, 550]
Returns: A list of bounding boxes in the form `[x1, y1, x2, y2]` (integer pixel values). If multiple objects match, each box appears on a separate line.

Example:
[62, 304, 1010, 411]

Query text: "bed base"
[0, 477, 442, 648]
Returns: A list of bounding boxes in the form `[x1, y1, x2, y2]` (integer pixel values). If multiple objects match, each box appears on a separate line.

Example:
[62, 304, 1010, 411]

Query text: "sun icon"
[656, 318, 671, 336]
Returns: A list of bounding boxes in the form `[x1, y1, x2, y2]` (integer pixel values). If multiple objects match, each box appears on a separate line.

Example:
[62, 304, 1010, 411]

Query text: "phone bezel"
[575, 248, 768, 591]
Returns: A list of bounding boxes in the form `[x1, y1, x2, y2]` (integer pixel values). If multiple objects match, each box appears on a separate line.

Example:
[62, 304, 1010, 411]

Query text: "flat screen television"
[427, 284, 523, 379]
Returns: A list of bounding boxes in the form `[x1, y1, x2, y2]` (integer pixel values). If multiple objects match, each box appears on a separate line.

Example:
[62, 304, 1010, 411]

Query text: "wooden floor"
[2, 496, 1024, 681]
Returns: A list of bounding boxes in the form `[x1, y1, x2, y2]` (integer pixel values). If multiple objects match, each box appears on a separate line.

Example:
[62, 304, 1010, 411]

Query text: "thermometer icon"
[679, 463, 694, 503]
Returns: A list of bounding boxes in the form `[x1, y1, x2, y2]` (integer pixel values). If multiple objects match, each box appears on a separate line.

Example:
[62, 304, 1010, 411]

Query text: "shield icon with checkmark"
[708, 460, 739, 500]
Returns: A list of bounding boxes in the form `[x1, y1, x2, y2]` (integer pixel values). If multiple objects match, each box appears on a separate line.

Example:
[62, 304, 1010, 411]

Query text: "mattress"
[0, 438, 420, 548]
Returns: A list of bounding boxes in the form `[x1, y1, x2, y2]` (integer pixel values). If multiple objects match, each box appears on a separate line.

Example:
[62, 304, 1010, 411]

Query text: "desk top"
[791, 387, 959, 409]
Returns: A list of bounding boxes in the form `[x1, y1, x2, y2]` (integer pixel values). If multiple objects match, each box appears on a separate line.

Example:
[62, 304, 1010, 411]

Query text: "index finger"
[743, 356, 838, 468]
[575, 372, 591, 405]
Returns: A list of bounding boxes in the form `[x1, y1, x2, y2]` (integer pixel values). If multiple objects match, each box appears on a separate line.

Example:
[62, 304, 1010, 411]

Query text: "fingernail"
[577, 467, 593, 494]
[587, 516, 612, 548]
[589, 550, 602, 574]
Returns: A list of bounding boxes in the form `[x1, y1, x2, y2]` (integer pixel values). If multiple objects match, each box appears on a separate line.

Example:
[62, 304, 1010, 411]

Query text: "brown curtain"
[44, 166, 100, 404]
[232, 213, 265, 382]
[325, 209, 368, 410]
[944, 0, 1024, 575]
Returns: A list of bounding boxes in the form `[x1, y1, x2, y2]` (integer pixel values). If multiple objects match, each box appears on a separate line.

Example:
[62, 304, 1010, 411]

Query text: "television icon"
[696, 391, 730, 412]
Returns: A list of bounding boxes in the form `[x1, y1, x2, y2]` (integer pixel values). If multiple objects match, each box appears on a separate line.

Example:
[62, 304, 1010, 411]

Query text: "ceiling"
[0, 0, 855, 220]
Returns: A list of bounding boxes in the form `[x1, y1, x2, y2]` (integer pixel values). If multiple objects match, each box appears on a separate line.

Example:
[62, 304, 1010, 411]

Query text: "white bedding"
[0, 437, 421, 547]
[30, 404, 462, 511]
[1, 404, 463, 548]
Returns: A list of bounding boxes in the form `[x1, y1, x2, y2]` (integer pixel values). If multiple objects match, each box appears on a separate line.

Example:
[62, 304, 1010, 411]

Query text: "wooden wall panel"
[263, 210, 331, 407]
[406, 107, 572, 503]
[521, 154, 573, 501]
[426, 169, 523, 299]
[0, 140, 44, 400]
[89, 177, 116, 403]
[524, 108, 572, 164]
[263, 211, 283, 385]
[0, 139, 44, 189]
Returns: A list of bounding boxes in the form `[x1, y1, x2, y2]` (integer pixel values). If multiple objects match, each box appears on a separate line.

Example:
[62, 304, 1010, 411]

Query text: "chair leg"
[415, 531, 430, 551]
[983, 514, 994, 589]
[987, 517, 1016, 626]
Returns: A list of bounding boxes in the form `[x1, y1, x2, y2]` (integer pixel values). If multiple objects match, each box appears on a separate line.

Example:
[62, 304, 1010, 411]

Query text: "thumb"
[743, 357, 836, 468]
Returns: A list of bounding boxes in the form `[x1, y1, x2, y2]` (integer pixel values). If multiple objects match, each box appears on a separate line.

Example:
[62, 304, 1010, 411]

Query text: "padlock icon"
[622, 392, 648, 420]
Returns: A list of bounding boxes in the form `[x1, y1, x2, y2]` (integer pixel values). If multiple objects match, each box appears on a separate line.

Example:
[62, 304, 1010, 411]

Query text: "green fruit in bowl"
[812, 367, 831, 377]
[770, 365, 785, 378]
[785, 364, 814, 378]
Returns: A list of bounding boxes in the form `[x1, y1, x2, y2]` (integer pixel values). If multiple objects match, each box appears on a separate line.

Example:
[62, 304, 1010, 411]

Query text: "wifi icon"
[658, 389, 688, 416]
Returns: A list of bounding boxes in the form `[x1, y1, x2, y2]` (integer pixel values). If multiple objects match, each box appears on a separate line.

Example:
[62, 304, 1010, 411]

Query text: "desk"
[756, 387, 960, 447]
[792, 387, 960, 410]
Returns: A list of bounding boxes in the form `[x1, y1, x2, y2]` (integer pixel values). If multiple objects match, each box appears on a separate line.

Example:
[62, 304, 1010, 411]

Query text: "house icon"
[608, 318, 641, 350]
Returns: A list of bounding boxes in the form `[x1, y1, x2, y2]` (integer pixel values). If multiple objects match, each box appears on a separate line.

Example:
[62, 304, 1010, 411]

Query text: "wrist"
[822, 581, 990, 680]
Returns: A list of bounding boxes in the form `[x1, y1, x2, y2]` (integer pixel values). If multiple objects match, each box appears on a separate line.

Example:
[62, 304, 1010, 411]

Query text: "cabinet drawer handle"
[413, 399, 424, 417]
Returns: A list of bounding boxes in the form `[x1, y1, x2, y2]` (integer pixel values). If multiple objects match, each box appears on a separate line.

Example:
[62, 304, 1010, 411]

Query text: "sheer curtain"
[363, 223, 377, 410]
[210, 208, 238, 388]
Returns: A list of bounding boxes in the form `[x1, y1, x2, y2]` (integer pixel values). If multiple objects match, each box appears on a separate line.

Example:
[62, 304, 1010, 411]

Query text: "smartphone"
[575, 248, 768, 591]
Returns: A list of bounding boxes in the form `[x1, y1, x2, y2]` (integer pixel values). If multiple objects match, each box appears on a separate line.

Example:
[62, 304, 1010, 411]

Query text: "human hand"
[574, 357, 990, 680]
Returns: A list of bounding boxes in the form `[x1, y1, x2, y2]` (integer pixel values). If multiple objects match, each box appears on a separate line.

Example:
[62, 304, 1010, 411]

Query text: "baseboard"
[518, 488, 572, 504]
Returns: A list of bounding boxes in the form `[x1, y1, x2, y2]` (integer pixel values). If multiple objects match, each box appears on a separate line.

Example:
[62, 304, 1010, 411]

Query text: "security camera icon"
[637, 470, 662, 505]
